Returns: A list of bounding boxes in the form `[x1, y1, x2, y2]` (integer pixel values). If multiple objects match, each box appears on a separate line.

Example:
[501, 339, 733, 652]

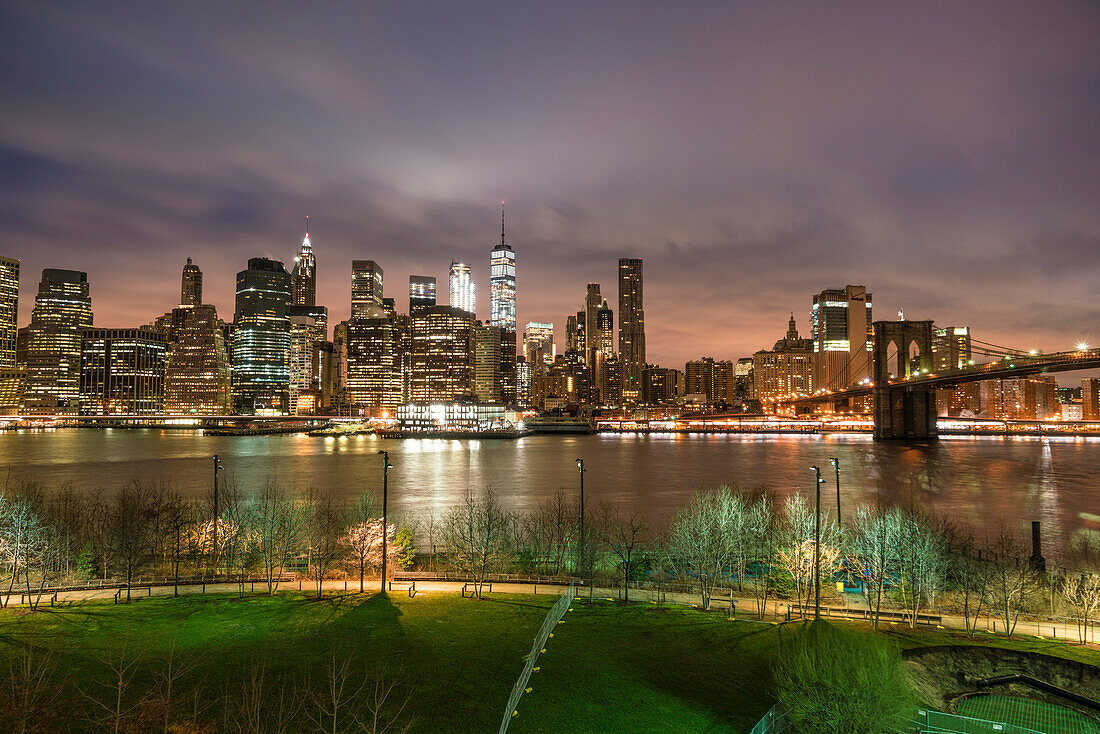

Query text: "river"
[1, 429, 1097, 556]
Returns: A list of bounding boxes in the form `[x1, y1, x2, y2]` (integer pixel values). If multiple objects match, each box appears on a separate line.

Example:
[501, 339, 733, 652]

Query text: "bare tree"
[221, 654, 301, 734]
[951, 534, 991, 638]
[745, 494, 775, 618]
[307, 489, 344, 599]
[988, 528, 1037, 637]
[773, 493, 842, 613]
[663, 487, 745, 609]
[596, 503, 649, 602]
[250, 480, 303, 594]
[0, 495, 46, 608]
[110, 482, 150, 602]
[0, 640, 62, 734]
[80, 645, 145, 734]
[343, 519, 392, 593]
[150, 632, 203, 734]
[848, 506, 903, 629]
[441, 487, 511, 599]
[161, 491, 196, 597]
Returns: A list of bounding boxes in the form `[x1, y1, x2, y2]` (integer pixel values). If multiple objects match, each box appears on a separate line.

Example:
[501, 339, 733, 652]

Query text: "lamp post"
[829, 457, 841, 524]
[810, 465, 824, 620]
[212, 455, 223, 572]
[378, 450, 393, 594]
[575, 458, 586, 578]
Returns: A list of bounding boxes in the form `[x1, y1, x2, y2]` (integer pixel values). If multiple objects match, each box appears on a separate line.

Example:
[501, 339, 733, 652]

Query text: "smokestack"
[1030, 521, 1046, 573]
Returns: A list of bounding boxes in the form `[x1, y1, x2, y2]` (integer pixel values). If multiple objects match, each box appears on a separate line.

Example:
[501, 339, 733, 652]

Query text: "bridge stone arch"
[872, 320, 937, 439]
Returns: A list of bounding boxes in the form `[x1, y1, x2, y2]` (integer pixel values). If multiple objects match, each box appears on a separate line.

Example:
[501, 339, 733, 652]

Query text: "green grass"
[956, 694, 1100, 734]
[0, 593, 1096, 733]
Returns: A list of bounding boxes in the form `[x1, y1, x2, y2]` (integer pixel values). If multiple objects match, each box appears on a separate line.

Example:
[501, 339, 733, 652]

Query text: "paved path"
[7, 579, 1098, 649]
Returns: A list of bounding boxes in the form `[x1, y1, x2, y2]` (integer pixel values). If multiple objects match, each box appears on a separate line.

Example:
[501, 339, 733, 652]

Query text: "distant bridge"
[772, 320, 1100, 440]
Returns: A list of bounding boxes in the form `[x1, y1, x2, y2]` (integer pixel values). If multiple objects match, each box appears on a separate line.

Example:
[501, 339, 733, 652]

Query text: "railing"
[749, 704, 789, 734]
[498, 584, 575, 734]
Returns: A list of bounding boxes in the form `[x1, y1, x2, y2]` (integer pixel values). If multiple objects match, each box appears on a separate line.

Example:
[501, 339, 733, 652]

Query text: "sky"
[2, 1, 1098, 372]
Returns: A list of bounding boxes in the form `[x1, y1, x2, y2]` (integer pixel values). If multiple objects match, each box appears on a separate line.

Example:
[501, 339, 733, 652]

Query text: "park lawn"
[0, 591, 555, 732]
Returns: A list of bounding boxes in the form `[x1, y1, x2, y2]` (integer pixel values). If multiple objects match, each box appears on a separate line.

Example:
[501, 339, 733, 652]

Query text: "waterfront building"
[516, 356, 531, 406]
[351, 260, 384, 318]
[811, 285, 872, 390]
[409, 306, 475, 403]
[165, 304, 231, 414]
[409, 275, 436, 315]
[643, 366, 681, 406]
[448, 261, 476, 316]
[231, 258, 291, 414]
[0, 256, 17, 369]
[531, 351, 591, 408]
[735, 357, 754, 400]
[933, 326, 971, 371]
[181, 257, 202, 307]
[289, 305, 328, 414]
[346, 315, 402, 414]
[79, 327, 167, 415]
[975, 376, 1059, 420]
[1080, 378, 1099, 420]
[752, 314, 814, 406]
[685, 357, 735, 406]
[0, 256, 20, 414]
[291, 221, 316, 307]
[474, 324, 503, 403]
[23, 269, 93, 414]
[396, 403, 518, 431]
[330, 321, 350, 414]
[618, 258, 645, 402]
[523, 322, 555, 366]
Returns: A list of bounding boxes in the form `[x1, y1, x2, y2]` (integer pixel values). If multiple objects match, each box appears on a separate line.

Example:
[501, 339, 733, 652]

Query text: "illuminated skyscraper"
[409, 275, 436, 315]
[79, 327, 167, 415]
[0, 257, 21, 414]
[449, 261, 476, 316]
[0, 256, 17, 369]
[231, 258, 291, 414]
[584, 283, 602, 372]
[932, 326, 971, 371]
[165, 304, 231, 414]
[410, 306, 475, 402]
[811, 285, 872, 389]
[181, 257, 202, 307]
[474, 324, 503, 402]
[346, 315, 402, 413]
[523, 322, 555, 366]
[618, 258, 645, 401]
[23, 269, 93, 414]
[289, 304, 328, 414]
[489, 204, 516, 331]
[292, 218, 316, 307]
[351, 260, 384, 318]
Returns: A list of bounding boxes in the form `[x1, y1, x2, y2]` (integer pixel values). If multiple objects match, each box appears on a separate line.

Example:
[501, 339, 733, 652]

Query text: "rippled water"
[1, 429, 1097, 556]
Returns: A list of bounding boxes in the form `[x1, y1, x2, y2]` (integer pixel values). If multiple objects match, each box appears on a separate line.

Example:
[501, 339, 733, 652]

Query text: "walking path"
[10, 577, 1096, 650]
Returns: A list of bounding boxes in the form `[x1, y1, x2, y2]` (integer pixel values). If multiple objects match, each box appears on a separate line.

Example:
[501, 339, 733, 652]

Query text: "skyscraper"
[489, 204, 516, 332]
[584, 283, 602, 372]
[0, 257, 21, 414]
[474, 324, 503, 403]
[523, 322, 555, 366]
[410, 306, 475, 402]
[79, 327, 167, 415]
[181, 258, 202, 307]
[346, 315, 402, 413]
[811, 285, 872, 390]
[165, 304, 231, 414]
[231, 258, 291, 414]
[618, 258, 645, 402]
[351, 260, 384, 318]
[0, 256, 18, 368]
[409, 275, 436, 315]
[292, 218, 316, 307]
[449, 261, 476, 316]
[288, 304, 328, 414]
[23, 269, 93, 414]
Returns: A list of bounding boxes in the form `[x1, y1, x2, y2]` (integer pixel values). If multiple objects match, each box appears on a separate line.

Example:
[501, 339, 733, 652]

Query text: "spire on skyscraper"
[500, 201, 507, 249]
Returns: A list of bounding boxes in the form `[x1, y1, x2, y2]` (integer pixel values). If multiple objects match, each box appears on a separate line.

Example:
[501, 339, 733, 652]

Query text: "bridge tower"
[872, 320, 937, 440]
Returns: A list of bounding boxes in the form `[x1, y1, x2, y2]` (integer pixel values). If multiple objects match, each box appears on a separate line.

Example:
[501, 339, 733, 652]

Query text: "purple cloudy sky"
[2, 1, 1098, 369]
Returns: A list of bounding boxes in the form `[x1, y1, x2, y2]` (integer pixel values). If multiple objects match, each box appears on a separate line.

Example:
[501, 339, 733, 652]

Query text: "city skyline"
[2, 2, 1098, 368]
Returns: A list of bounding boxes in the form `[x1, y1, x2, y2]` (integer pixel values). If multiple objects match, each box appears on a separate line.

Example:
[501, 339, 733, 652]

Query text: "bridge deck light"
[1078, 343, 1089, 351]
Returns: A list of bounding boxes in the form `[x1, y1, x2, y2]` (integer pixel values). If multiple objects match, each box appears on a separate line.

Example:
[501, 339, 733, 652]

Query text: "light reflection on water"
[1, 429, 1098, 556]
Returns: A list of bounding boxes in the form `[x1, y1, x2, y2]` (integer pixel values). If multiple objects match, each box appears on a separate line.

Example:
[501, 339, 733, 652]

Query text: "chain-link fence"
[747, 704, 1062, 734]
[498, 583, 575, 734]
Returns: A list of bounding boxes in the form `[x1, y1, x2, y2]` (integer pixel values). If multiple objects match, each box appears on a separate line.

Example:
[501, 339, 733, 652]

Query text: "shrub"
[774, 620, 914, 734]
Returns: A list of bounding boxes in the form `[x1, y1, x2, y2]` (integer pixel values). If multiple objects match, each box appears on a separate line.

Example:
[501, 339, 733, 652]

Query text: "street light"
[828, 457, 841, 524]
[810, 465, 825, 621]
[212, 455, 223, 571]
[378, 450, 393, 594]
[575, 458, 586, 578]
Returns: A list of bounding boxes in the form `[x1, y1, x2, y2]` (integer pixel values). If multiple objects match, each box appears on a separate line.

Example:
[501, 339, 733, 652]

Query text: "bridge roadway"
[777, 347, 1100, 406]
